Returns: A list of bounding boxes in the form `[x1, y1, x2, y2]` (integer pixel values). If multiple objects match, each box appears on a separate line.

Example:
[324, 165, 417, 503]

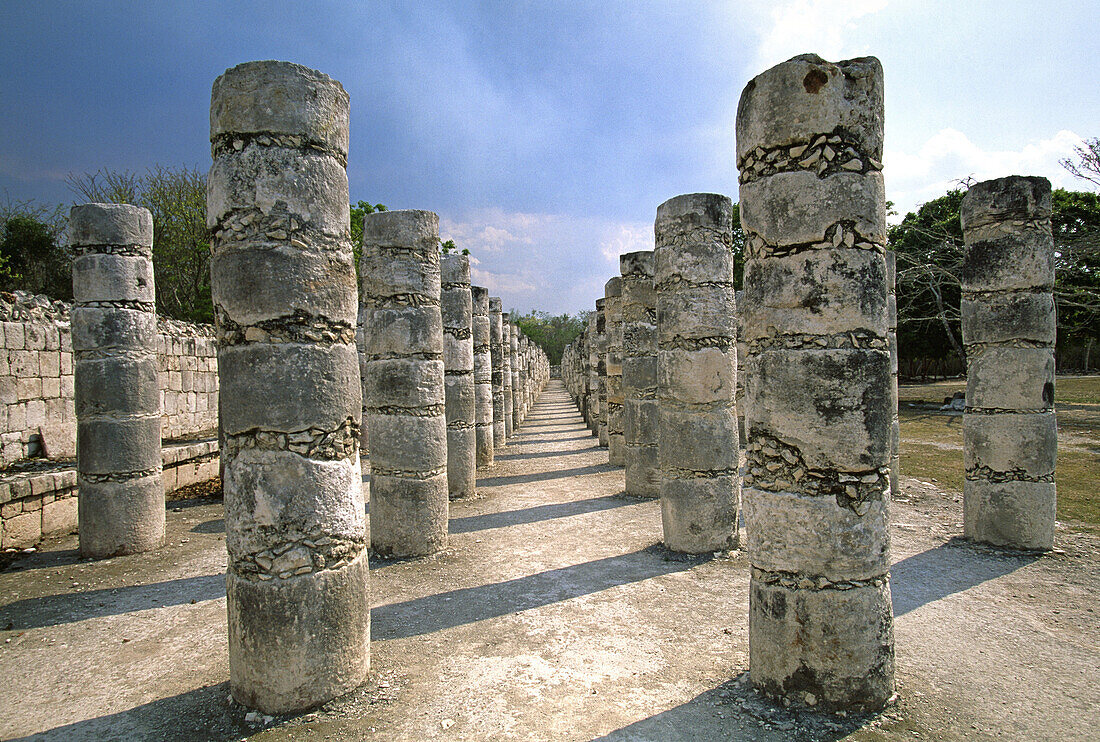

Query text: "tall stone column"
[621, 250, 660, 498]
[362, 210, 448, 556]
[472, 286, 494, 466]
[71, 203, 163, 558]
[960, 176, 1057, 551]
[738, 53, 894, 711]
[441, 254, 476, 500]
[489, 297, 506, 447]
[209, 61, 368, 713]
[596, 298, 609, 447]
[510, 321, 522, 430]
[502, 315, 514, 438]
[605, 277, 625, 466]
[655, 193, 740, 553]
[587, 312, 600, 435]
[887, 251, 900, 496]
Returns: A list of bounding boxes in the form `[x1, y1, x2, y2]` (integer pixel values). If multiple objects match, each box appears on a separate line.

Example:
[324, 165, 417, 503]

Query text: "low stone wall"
[1, 291, 218, 465]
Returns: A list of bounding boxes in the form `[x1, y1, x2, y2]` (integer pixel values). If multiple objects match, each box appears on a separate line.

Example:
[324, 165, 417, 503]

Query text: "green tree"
[0, 198, 70, 299]
[512, 309, 589, 365]
[349, 200, 387, 277]
[68, 166, 211, 322]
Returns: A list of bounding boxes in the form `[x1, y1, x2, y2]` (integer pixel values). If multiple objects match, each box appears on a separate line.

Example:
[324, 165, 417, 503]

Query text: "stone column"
[472, 287, 494, 466]
[510, 322, 522, 430]
[70, 203, 163, 558]
[489, 297, 506, 447]
[605, 277, 625, 466]
[621, 250, 660, 498]
[960, 176, 1056, 551]
[441, 254, 476, 500]
[502, 315, 514, 438]
[737, 53, 894, 711]
[887, 251, 900, 496]
[596, 298, 609, 447]
[587, 312, 600, 435]
[209, 60, 368, 713]
[655, 193, 740, 553]
[362, 210, 448, 556]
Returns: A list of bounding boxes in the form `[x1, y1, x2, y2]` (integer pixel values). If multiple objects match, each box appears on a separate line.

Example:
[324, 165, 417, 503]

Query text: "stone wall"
[1, 291, 218, 466]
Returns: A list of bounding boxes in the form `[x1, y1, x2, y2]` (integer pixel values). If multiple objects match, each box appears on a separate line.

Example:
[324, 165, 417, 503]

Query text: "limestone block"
[71, 307, 157, 351]
[73, 356, 159, 418]
[959, 230, 1055, 292]
[745, 349, 892, 472]
[42, 496, 78, 535]
[736, 54, 883, 163]
[960, 292, 1056, 346]
[365, 410, 447, 473]
[207, 149, 350, 236]
[745, 487, 889, 580]
[965, 347, 1054, 411]
[657, 406, 739, 472]
[749, 576, 894, 711]
[77, 417, 163, 475]
[959, 175, 1051, 234]
[624, 445, 660, 498]
[69, 203, 153, 249]
[362, 358, 444, 409]
[369, 473, 448, 556]
[964, 479, 1056, 551]
[660, 475, 739, 553]
[658, 347, 736, 406]
[963, 412, 1056, 479]
[227, 551, 369, 714]
[71, 254, 155, 304]
[211, 244, 357, 326]
[622, 355, 657, 393]
[77, 474, 165, 556]
[211, 60, 349, 153]
[741, 249, 888, 341]
[623, 397, 659, 445]
[2, 510, 41, 549]
[656, 284, 736, 343]
[219, 344, 360, 435]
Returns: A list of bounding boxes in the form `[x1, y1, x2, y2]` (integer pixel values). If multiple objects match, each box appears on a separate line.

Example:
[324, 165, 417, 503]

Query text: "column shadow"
[890, 538, 1042, 616]
[477, 463, 616, 487]
[371, 545, 708, 641]
[449, 494, 639, 534]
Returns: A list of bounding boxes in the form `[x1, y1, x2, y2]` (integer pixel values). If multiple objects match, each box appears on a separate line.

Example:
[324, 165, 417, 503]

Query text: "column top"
[69, 203, 153, 248]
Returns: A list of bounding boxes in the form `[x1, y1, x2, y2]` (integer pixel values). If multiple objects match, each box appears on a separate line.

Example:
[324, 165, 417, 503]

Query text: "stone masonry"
[472, 287, 494, 467]
[490, 297, 506, 447]
[70, 203, 164, 559]
[209, 60, 369, 713]
[441, 254, 477, 500]
[738, 53, 895, 711]
[654, 193, 740, 553]
[596, 298, 609, 448]
[502, 314, 514, 438]
[620, 250, 659, 498]
[960, 176, 1057, 551]
[362, 210, 448, 556]
[604, 277, 625, 466]
[510, 319, 522, 431]
[586, 312, 599, 435]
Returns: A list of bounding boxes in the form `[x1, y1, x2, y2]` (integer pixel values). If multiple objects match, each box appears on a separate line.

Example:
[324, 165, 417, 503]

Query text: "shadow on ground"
[449, 493, 638, 534]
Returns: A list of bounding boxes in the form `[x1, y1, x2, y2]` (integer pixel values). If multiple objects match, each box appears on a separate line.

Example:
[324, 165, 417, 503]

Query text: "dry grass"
[898, 375, 1100, 534]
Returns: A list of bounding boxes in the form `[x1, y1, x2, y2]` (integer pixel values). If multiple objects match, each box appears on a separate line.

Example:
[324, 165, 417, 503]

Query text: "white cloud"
[470, 267, 536, 295]
[598, 223, 652, 263]
[885, 128, 1089, 217]
[748, 0, 889, 72]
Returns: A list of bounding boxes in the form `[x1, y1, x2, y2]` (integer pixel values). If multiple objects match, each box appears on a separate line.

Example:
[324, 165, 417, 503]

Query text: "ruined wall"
[1, 291, 218, 466]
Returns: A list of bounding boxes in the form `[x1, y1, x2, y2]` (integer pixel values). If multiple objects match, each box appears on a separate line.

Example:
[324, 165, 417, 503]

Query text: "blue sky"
[2, 1, 1097, 314]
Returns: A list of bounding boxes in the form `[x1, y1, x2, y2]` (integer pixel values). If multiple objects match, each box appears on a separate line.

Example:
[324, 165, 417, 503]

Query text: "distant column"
[209, 60, 368, 713]
[887, 251, 900, 496]
[960, 176, 1057, 551]
[472, 287, 494, 466]
[362, 210, 448, 556]
[596, 297, 609, 447]
[621, 250, 659, 498]
[587, 312, 599, 434]
[510, 321, 522, 430]
[441, 254, 476, 500]
[738, 53, 894, 711]
[655, 193, 740, 553]
[502, 315, 514, 438]
[71, 203, 164, 558]
[489, 297, 506, 446]
[605, 277, 625, 466]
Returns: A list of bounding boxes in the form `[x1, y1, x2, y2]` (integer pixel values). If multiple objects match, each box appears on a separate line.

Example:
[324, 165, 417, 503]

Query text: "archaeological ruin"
[620, 250, 660, 498]
[441, 254, 477, 500]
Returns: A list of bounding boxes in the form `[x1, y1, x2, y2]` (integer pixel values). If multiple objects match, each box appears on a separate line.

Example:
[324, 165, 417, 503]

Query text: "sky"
[2, 0, 1097, 315]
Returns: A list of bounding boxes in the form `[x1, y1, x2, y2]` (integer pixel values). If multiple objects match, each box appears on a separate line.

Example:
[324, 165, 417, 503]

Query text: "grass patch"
[898, 376, 1099, 534]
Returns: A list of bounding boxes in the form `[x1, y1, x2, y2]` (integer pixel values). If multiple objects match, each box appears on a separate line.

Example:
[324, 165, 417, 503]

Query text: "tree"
[68, 166, 211, 322]
[1060, 137, 1100, 189]
[349, 200, 387, 277]
[512, 309, 589, 365]
[439, 238, 469, 255]
[0, 198, 71, 300]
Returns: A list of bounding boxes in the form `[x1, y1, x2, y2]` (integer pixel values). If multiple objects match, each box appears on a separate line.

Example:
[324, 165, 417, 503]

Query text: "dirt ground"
[1, 380, 1098, 741]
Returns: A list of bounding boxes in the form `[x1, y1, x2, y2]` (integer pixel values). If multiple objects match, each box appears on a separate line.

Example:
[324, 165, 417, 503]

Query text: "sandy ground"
[1, 380, 1098, 741]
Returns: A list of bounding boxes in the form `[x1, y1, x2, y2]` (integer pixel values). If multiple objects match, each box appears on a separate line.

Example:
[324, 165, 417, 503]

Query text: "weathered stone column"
[489, 297, 506, 447]
[738, 53, 894, 710]
[605, 277, 625, 466]
[587, 312, 600, 435]
[71, 203, 163, 558]
[960, 176, 1056, 551]
[510, 321, 522, 430]
[621, 250, 660, 498]
[655, 193, 740, 553]
[887, 251, 900, 496]
[472, 286, 494, 466]
[596, 298, 609, 447]
[209, 60, 368, 713]
[502, 315, 514, 438]
[362, 210, 448, 556]
[441, 254, 476, 500]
